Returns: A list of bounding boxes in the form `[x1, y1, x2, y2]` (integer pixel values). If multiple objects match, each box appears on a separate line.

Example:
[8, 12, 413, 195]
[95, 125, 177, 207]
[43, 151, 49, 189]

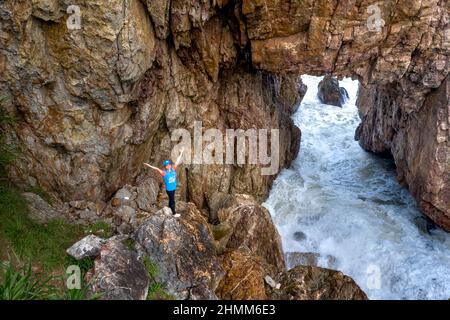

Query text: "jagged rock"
[268, 266, 368, 300]
[1, 0, 301, 216]
[66, 235, 106, 260]
[112, 185, 138, 208]
[21, 192, 60, 223]
[135, 174, 159, 212]
[293, 231, 307, 242]
[91, 240, 149, 300]
[317, 75, 348, 107]
[218, 194, 285, 270]
[31, 0, 61, 21]
[134, 203, 224, 300]
[277, 75, 308, 114]
[216, 248, 276, 300]
[114, 205, 137, 225]
[78, 209, 100, 225]
[356, 76, 450, 230]
[245, 0, 449, 228]
[117, 223, 134, 235]
[264, 276, 281, 290]
[69, 200, 88, 210]
[206, 191, 233, 224]
[143, 0, 170, 39]
[210, 221, 233, 255]
[1, 0, 448, 230]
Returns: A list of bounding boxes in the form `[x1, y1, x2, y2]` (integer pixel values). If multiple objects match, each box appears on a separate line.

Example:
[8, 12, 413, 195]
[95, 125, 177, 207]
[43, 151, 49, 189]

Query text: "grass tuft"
[143, 257, 174, 300]
[0, 260, 56, 300]
[0, 186, 85, 271]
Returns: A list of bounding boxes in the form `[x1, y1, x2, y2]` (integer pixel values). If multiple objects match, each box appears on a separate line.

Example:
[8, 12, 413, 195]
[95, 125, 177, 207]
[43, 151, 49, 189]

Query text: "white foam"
[264, 75, 450, 300]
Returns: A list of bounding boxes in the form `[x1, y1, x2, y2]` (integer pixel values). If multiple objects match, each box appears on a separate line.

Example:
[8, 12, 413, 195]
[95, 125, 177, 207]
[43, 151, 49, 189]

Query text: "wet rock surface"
[356, 76, 450, 229]
[318, 75, 349, 107]
[268, 266, 368, 300]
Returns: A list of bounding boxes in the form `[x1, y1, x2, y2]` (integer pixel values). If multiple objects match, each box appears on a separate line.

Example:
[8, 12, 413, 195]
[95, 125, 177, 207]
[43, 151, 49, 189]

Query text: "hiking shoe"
[174, 214, 181, 218]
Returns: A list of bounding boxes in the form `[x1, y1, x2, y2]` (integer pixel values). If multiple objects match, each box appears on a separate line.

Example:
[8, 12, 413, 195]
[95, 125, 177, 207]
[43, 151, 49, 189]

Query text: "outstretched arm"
[143, 163, 163, 175]
[175, 148, 185, 167]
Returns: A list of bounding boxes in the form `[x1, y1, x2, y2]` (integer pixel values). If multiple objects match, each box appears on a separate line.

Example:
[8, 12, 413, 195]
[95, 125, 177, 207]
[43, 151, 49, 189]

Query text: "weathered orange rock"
[218, 194, 286, 270]
[0, 0, 448, 228]
[269, 266, 368, 300]
[216, 248, 275, 300]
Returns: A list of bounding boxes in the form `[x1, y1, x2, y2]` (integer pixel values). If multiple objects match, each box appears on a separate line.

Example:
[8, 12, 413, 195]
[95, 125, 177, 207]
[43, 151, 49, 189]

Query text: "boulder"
[217, 194, 286, 270]
[66, 235, 106, 260]
[268, 266, 368, 300]
[21, 192, 60, 223]
[134, 203, 224, 300]
[216, 248, 277, 300]
[293, 231, 307, 242]
[136, 175, 160, 212]
[112, 185, 138, 208]
[317, 75, 348, 107]
[90, 240, 149, 300]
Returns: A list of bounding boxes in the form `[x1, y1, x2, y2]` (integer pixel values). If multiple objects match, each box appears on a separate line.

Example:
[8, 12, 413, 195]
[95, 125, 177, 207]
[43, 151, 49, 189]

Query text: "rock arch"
[0, 0, 448, 228]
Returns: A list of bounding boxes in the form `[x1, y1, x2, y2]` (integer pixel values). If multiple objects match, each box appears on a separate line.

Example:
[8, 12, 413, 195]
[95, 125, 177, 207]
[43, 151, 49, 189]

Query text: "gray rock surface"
[21, 192, 60, 223]
[134, 203, 223, 300]
[66, 235, 106, 260]
[91, 240, 149, 300]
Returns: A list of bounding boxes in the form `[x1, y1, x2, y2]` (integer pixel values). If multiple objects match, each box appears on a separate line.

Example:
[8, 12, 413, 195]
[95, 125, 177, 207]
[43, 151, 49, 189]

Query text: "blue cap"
[163, 160, 171, 166]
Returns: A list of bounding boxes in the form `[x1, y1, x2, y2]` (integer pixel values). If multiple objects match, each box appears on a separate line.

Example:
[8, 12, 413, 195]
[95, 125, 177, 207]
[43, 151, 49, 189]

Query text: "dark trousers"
[166, 190, 176, 215]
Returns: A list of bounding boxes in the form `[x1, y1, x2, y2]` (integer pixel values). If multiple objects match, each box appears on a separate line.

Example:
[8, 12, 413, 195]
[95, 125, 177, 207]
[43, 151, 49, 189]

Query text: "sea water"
[263, 75, 450, 300]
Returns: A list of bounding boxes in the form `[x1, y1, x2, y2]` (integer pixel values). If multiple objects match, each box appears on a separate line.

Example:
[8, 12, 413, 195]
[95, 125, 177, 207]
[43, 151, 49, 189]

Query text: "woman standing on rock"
[144, 148, 184, 218]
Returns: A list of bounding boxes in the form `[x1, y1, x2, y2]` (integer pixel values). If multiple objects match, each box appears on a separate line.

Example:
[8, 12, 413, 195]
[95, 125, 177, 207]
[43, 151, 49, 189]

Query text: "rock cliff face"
[0, 0, 449, 300]
[1, 0, 448, 227]
[241, 0, 449, 229]
[356, 76, 449, 229]
[0, 0, 448, 227]
[0, 0, 301, 216]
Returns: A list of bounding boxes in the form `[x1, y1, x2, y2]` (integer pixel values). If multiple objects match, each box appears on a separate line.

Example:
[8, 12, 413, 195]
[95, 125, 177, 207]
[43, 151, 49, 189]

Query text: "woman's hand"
[143, 163, 163, 175]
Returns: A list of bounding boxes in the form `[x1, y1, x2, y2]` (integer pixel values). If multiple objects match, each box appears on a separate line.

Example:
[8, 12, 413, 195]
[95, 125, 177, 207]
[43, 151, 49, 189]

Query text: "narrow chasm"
[264, 76, 450, 300]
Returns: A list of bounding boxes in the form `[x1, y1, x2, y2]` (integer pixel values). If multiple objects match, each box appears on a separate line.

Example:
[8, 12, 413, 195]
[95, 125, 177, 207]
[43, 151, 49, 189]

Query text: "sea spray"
[263, 75, 450, 300]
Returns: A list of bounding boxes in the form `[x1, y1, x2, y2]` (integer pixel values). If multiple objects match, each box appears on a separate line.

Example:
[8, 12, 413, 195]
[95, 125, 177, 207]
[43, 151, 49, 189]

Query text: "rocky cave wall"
[242, 0, 449, 228]
[0, 0, 449, 228]
[0, 0, 302, 216]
